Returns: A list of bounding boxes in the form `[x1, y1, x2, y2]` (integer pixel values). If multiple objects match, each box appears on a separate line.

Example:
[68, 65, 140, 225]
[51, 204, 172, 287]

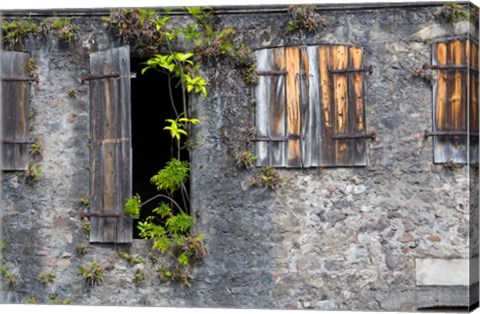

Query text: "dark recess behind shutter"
[89, 46, 132, 243]
[1, 51, 30, 171]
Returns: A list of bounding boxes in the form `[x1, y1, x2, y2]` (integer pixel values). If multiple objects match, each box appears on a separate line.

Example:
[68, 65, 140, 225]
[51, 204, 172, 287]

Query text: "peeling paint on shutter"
[1, 51, 30, 171]
[89, 46, 132, 243]
[470, 40, 479, 164]
[433, 39, 469, 164]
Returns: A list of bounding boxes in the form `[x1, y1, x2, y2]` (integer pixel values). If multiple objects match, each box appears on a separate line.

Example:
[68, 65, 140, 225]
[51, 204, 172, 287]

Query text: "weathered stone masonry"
[0, 2, 479, 311]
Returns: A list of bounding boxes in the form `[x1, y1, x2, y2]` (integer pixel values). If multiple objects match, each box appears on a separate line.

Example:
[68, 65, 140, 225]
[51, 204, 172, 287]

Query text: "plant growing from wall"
[132, 269, 145, 285]
[1, 18, 40, 46]
[26, 162, 42, 182]
[235, 150, 257, 169]
[25, 296, 37, 304]
[117, 251, 143, 266]
[250, 166, 283, 190]
[77, 262, 103, 287]
[76, 243, 88, 257]
[36, 272, 56, 285]
[442, 3, 470, 23]
[40, 17, 78, 43]
[286, 5, 326, 33]
[49, 293, 73, 304]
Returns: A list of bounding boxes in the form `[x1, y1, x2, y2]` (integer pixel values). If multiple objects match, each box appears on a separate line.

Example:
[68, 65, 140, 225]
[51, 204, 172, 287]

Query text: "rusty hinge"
[425, 64, 479, 74]
[331, 132, 376, 140]
[252, 134, 301, 142]
[1, 76, 39, 83]
[80, 211, 121, 219]
[256, 70, 288, 76]
[1, 140, 34, 144]
[329, 65, 373, 75]
[257, 71, 288, 76]
[424, 130, 479, 138]
[80, 72, 120, 83]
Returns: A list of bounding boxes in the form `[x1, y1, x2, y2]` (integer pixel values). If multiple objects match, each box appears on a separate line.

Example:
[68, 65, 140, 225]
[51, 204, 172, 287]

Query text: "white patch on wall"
[416, 258, 478, 286]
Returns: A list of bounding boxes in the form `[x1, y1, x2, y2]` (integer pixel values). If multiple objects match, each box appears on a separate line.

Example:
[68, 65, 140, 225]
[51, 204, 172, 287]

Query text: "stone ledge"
[416, 258, 478, 286]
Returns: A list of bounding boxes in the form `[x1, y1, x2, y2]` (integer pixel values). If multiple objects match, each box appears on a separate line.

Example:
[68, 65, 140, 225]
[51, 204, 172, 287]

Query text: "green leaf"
[150, 158, 190, 195]
[177, 252, 189, 266]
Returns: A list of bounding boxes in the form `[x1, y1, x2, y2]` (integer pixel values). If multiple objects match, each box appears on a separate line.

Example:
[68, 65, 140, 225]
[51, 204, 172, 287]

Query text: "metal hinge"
[424, 64, 479, 74]
[329, 65, 373, 75]
[331, 132, 376, 140]
[1, 76, 39, 83]
[424, 130, 479, 138]
[252, 134, 301, 142]
[1, 140, 35, 144]
[80, 211, 121, 219]
[256, 70, 288, 76]
[80, 73, 120, 83]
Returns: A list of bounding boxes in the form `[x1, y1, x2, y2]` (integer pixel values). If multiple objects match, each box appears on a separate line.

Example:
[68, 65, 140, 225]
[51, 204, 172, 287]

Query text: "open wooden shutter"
[1, 51, 31, 171]
[469, 39, 479, 164]
[432, 39, 470, 164]
[254, 45, 368, 168]
[89, 46, 132, 243]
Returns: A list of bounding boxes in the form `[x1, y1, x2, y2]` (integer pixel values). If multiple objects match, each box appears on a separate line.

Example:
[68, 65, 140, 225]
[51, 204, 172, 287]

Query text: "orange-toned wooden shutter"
[254, 45, 368, 168]
[1, 51, 31, 171]
[88, 46, 132, 243]
[469, 39, 479, 164]
[326, 45, 368, 167]
[432, 39, 471, 164]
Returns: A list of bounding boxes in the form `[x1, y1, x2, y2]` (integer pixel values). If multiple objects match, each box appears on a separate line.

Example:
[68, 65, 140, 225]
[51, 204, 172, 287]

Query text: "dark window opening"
[131, 58, 189, 239]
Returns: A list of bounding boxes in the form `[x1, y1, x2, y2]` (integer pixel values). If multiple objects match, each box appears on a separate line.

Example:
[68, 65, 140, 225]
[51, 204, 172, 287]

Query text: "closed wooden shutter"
[469, 39, 479, 164]
[1, 51, 31, 171]
[254, 45, 367, 168]
[89, 46, 132, 243]
[432, 39, 471, 164]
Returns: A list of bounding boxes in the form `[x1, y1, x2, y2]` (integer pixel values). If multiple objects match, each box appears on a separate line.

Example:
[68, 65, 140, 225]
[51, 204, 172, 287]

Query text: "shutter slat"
[254, 49, 271, 166]
[89, 46, 132, 243]
[307, 46, 321, 167]
[319, 46, 335, 166]
[285, 47, 302, 167]
[470, 40, 479, 164]
[433, 42, 448, 163]
[269, 48, 286, 167]
[1, 51, 30, 170]
[299, 46, 311, 168]
[332, 45, 350, 166]
[349, 47, 367, 166]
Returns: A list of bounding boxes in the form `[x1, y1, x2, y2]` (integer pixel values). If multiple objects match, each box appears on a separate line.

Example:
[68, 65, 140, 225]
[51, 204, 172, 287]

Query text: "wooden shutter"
[1, 51, 31, 171]
[254, 45, 367, 168]
[89, 46, 132, 243]
[432, 39, 469, 164]
[326, 45, 367, 167]
[469, 39, 479, 164]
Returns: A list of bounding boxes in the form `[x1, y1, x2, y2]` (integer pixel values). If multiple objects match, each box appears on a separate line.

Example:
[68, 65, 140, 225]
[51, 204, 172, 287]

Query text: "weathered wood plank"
[433, 42, 448, 163]
[89, 46, 132, 243]
[299, 46, 311, 167]
[254, 49, 271, 166]
[307, 46, 321, 167]
[450, 40, 467, 163]
[285, 46, 302, 167]
[332, 45, 350, 165]
[1, 51, 30, 170]
[319, 46, 335, 166]
[470, 41, 479, 164]
[269, 47, 286, 167]
[349, 47, 366, 166]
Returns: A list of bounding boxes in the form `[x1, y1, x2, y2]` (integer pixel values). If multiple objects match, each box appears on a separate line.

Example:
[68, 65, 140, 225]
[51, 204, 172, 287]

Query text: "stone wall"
[0, 3, 478, 311]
